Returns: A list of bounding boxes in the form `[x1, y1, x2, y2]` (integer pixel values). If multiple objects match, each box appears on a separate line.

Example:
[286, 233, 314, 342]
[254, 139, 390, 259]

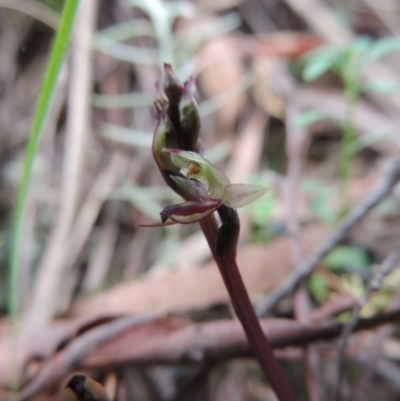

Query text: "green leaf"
[308, 272, 328, 303]
[348, 36, 372, 57]
[302, 180, 337, 226]
[294, 110, 331, 127]
[347, 128, 388, 155]
[363, 79, 397, 94]
[302, 46, 339, 81]
[303, 58, 334, 81]
[324, 246, 370, 271]
[363, 36, 400, 66]
[377, 197, 396, 216]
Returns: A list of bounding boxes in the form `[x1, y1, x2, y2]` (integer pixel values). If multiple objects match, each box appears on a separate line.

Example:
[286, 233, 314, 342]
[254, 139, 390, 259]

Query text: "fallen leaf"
[67, 224, 329, 318]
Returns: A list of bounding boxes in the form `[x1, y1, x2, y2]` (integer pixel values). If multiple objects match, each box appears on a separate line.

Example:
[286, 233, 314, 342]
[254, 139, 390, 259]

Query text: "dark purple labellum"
[160, 198, 220, 223]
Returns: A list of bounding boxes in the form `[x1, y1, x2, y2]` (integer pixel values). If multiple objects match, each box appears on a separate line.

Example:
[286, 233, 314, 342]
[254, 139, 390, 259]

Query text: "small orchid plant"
[140, 64, 298, 401]
[141, 64, 267, 227]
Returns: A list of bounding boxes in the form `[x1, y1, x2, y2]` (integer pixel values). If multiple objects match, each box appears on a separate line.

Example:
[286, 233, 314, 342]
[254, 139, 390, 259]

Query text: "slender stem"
[200, 206, 298, 401]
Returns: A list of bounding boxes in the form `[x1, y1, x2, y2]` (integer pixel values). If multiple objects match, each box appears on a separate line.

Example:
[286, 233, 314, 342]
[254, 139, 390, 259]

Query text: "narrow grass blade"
[8, 0, 82, 386]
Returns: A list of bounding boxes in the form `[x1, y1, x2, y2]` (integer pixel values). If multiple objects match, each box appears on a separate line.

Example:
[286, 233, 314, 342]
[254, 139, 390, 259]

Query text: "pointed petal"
[179, 82, 200, 151]
[134, 219, 177, 227]
[163, 63, 183, 104]
[170, 207, 218, 224]
[207, 164, 231, 189]
[160, 198, 220, 222]
[223, 184, 268, 208]
[134, 200, 219, 227]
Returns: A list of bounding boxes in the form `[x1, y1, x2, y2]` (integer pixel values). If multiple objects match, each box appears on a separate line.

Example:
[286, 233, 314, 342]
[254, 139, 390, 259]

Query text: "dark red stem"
[199, 206, 298, 401]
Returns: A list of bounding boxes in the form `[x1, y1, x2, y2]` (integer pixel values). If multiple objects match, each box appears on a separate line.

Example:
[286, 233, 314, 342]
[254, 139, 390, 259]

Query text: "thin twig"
[257, 159, 400, 316]
[12, 307, 400, 398]
[80, 308, 400, 369]
[333, 250, 400, 401]
[15, 314, 159, 401]
[79, 308, 400, 367]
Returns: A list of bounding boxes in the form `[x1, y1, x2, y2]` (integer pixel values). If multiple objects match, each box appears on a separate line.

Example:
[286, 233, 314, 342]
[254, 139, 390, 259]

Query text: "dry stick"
[16, 307, 400, 398]
[79, 308, 400, 368]
[258, 159, 400, 316]
[333, 250, 400, 401]
[200, 206, 299, 401]
[15, 314, 159, 401]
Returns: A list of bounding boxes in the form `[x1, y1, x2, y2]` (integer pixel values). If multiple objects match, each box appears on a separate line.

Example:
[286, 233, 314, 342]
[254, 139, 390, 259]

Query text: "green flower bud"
[163, 63, 184, 135]
[163, 63, 183, 105]
[179, 80, 201, 151]
[152, 107, 179, 173]
[140, 65, 268, 228]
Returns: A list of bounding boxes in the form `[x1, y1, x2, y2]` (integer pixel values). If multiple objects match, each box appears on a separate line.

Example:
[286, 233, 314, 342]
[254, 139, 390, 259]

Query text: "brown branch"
[258, 159, 400, 316]
[16, 308, 400, 400]
[81, 308, 400, 368]
[16, 315, 159, 401]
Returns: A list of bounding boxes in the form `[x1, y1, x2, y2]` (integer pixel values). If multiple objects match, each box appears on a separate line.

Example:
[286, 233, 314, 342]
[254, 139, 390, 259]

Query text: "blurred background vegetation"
[2, 0, 400, 400]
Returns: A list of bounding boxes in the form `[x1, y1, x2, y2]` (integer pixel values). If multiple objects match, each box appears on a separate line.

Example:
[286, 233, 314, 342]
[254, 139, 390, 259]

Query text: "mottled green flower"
[141, 64, 267, 226]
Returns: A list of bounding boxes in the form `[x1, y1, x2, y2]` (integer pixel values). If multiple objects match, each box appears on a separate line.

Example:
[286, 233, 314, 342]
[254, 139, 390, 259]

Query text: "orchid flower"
[138, 65, 299, 401]
[140, 64, 267, 227]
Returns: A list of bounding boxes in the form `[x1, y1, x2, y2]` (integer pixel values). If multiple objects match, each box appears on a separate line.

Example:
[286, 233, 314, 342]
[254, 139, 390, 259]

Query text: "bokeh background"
[1, 0, 400, 400]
